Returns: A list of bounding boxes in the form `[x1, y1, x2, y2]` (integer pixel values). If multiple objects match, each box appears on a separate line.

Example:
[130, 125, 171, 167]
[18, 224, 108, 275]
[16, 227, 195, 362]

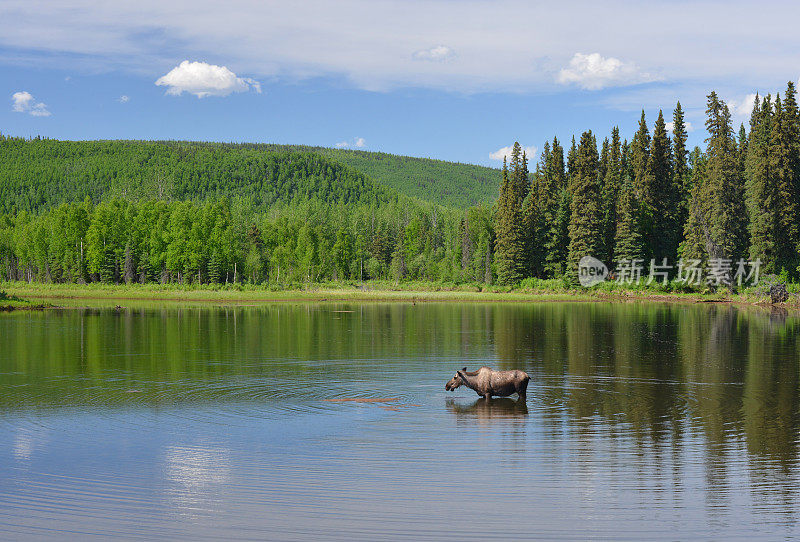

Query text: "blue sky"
[2, 0, 798, 167]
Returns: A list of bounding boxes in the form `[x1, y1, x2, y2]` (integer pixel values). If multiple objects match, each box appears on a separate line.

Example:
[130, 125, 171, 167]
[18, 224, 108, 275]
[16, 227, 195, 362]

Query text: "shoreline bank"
[1, 281, 797, 310]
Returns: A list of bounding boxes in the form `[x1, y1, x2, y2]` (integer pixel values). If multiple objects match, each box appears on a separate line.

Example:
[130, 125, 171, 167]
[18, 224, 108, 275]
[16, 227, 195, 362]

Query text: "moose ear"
[461, 367, 467, 371]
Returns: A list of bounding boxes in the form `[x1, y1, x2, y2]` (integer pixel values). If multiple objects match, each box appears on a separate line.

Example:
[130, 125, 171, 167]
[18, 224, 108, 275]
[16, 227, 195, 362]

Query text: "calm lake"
[1, 301, 800, 540]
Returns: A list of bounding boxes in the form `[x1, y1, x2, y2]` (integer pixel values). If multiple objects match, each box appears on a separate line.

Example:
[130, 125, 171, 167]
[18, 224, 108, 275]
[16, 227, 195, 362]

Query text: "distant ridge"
[0, 137, 498, 211]
[189, 142, 500, 208]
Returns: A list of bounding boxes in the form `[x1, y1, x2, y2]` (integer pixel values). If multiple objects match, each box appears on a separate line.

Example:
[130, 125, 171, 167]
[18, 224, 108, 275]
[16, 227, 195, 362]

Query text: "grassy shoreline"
[1, 280, 797, 309]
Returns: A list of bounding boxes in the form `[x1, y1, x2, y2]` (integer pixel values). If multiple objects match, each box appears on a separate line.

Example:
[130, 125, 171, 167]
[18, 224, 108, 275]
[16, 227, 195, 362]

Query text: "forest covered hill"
[0, 138, 405, 214]
[0, 138, 497, 213]
[0, 136, 491, 286]
[219, 143, 499, 207]
[315, 148, 498, 207]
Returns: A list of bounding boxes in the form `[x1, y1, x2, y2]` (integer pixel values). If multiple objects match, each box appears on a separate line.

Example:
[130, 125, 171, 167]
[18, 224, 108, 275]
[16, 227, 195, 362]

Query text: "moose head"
[445, 367, 468, 391]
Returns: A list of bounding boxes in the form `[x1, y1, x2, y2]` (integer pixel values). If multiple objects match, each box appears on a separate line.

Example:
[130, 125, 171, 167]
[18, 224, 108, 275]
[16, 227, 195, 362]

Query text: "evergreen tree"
[737, 124, 748, 174]
[599, 137, 610, 185]
[769, 91, 800, 276]
[543, 138, 568, 277]
[522, 149, 544, 277]
[680, 152, 709, 261]
[779, 82, 800, 276]
[672, 102, 691, 255]
[684, 92, 747, 277]
[494, 158, 525, 284]
[614, 175, 646, 263]
[650, 110, 678, 264]
[508, 142, 529, 206]
[600, 127, 622, 264]
[630, 111, 654, 262]
[566, 136, 578, 183]
[745, 93, 777, 272]
[566, 131, 602, 282]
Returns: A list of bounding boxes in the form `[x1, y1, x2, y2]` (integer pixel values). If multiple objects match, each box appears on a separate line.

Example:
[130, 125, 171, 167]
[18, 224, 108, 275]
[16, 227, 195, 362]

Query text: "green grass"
[2, 280, 796, 307]
[0, 289, 50, 310]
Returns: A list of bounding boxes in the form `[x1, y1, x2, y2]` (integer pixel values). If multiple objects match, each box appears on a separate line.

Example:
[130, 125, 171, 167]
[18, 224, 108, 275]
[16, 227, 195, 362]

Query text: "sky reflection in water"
[0, 302, 799, 540]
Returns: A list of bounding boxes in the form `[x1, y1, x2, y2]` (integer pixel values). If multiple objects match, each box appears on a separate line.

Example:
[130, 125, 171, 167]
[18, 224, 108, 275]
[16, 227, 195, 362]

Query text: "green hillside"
[316, 148, 499, 208]
[0, 138, 399, 214]
[0, 136, 497, 286]
[0, 138, 498, 212]
[199, 143, 500, 208]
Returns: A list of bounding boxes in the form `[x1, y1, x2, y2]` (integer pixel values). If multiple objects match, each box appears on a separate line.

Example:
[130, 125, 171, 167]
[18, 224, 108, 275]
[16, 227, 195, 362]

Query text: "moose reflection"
[446, 397, 529, 418]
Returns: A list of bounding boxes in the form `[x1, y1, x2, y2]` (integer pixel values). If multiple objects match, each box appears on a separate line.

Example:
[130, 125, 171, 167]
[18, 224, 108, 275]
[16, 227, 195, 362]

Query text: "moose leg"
[484, 392, 492, 401]
[517, 378, 529, 401]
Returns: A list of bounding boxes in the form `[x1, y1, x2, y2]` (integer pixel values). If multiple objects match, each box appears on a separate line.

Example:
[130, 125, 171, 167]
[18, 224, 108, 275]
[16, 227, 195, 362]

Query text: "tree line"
[0, 196, 496, 285]
[1, 82, 798, 287]
[495, 84, 800, 284]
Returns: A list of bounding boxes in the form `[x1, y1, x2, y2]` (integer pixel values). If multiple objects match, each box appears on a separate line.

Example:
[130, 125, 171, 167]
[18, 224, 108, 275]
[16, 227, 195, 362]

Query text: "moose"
[445, 366, 530, 401]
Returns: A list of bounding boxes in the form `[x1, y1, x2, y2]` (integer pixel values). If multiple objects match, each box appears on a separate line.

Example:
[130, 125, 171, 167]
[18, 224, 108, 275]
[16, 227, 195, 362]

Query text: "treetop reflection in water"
[0, 302, 799, 540]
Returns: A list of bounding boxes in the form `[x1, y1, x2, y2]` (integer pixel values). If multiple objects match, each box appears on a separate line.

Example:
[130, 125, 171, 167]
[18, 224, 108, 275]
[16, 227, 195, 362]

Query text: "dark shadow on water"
[446, 397, 529, 418]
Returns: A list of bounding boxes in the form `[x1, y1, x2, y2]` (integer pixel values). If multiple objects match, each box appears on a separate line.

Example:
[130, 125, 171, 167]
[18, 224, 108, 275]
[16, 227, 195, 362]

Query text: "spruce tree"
[566, 131, 602, 282]
[779, 82, 800, 276]
[769, 93, 800, 275]
[672, 102, 691, 255]
[521, 150, 543, 277]
[508, 142, 529, 206]
[688, 92, 747, 273]
[566, 136, 578, 185]
[650, 110, 678, 264]
[614, 175, 646, 263]
[737, 124, 748, 175]
[630, 111, 654, 262]
[494, 158, 525, 284]
[543, 138, 568, 276]
[680, 151, 709, 261]
[600, 127, 622, 264]
[745, 93, 777, 272]
[599, 137, 610, 185]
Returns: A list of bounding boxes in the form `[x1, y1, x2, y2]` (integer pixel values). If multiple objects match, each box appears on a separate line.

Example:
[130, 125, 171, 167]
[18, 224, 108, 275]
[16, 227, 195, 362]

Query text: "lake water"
[1, 301, 799, 540]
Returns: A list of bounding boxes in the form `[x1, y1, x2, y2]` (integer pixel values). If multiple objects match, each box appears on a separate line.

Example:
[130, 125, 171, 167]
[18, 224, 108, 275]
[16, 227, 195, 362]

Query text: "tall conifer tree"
[650, 110, 678, 263]
[600, 127, 622, 264]
[779, 82, 800, 276]
[684, 92, 747, 272]
[630, 111, 654, 262]
[672, 102, 691, 251]
[745, 93, 777, 272]
[614, 175, 646, 264]
[566, 131, 602, 282]
[494, 157, 525, 284]
[769, 92, 800, 275]
[543, 138, 568, 276]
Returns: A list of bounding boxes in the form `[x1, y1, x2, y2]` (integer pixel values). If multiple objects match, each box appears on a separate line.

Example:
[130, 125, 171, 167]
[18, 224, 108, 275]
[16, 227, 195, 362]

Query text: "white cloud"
[412, 45, 455, 62]
[727, 93, 758, 119]
[665, 121, 694, 133]
[1, 1, 799, 97]
[489, 145, 537, 162]
[335, 137, 366, 149]
[557, 53, 657, 90]
[155, 60, 261, 98]
[119, 95, 130, 103]
[11, 91, 51, 116]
